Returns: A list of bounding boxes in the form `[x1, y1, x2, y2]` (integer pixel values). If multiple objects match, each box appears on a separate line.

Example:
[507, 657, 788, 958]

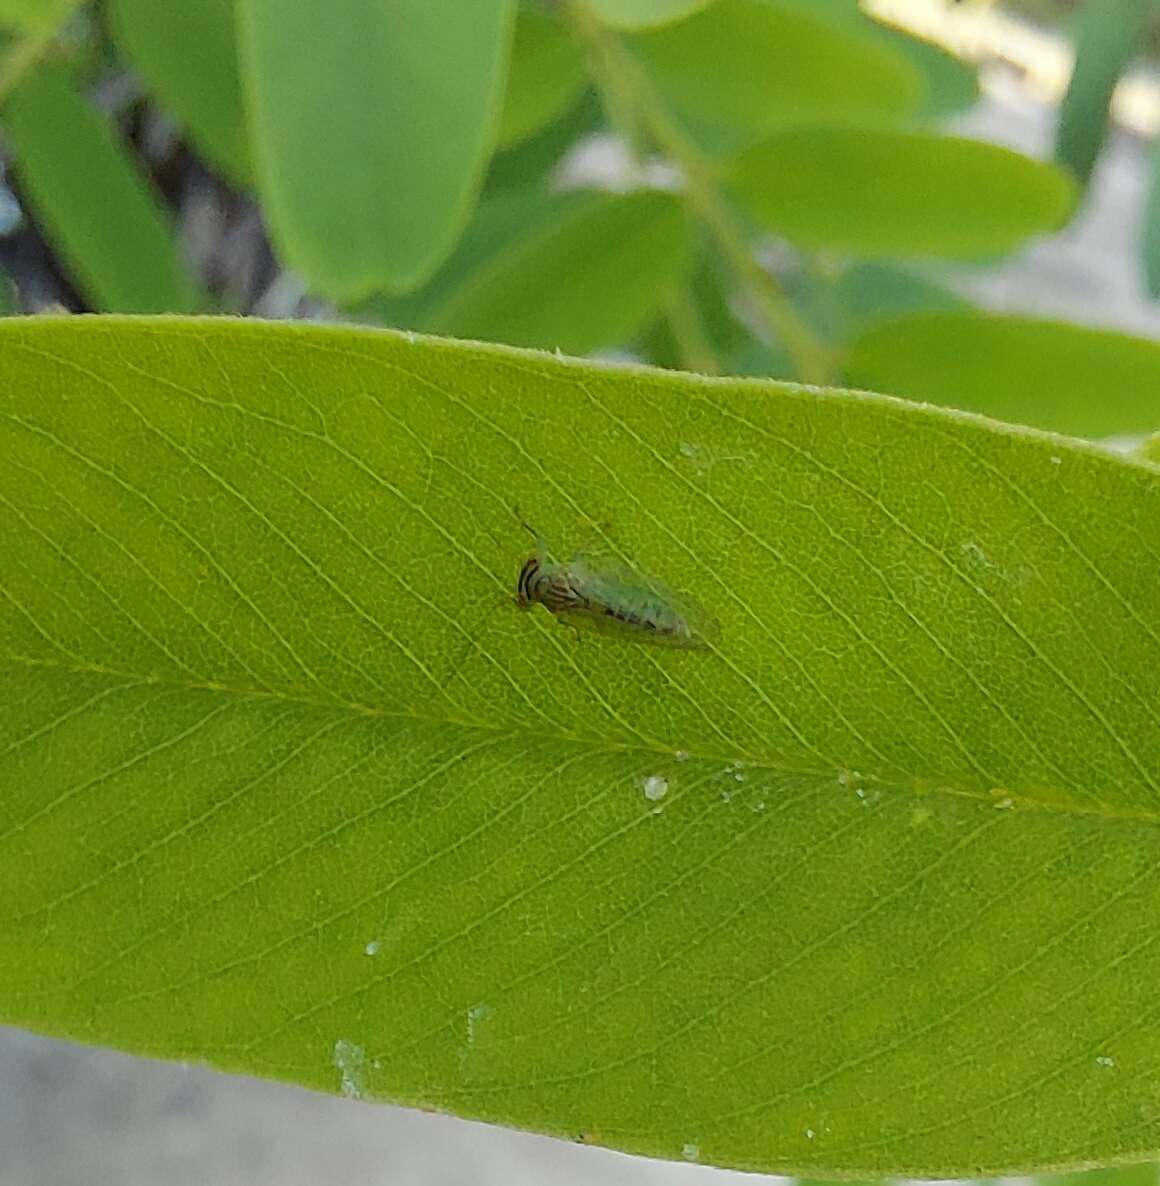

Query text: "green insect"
[515, 523, 716, 650]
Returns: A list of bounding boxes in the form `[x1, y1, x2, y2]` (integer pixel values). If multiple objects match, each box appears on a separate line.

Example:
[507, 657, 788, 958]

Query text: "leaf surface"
[109, 0, 251, 186]
[846, 311, 1160, 436]
[798, 261, 971, 349]
[786, 0, 978, 119]
[582, 0, 716, 30]
[361, 189, 693, 354]
[0, 0, 75, 31]
[1055, 0, 1152, 188]
[632, 0, 923, 135]
[2, 65, 204, 313]
[238, 0, 516, 299]
[483, 88, 604, 198]
[1042, 1167, 1160, 1186]
[2, 317, 1160, 1178]
[497, 7, 586, 150]
[730, 128, 1074, 258]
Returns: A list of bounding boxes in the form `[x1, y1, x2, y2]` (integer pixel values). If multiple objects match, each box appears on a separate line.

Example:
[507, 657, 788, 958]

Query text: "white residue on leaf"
[805, 1128, 816, 1141]
[960, 541, 991, 569]
[466, 1003, 492, 1046]
[332, 1039, 367, 1100]
[961, 541, 1026, 590]
[642, 774, 669, 801]
[674, 749, 691, 762]
[1096, 1054, 1116, 1068]
[682, 1142, 701, 1162]
[364, 939, 380, 957]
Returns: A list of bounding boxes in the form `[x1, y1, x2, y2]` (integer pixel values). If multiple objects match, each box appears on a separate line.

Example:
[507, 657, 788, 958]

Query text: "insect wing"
[563, 555, 719, 649]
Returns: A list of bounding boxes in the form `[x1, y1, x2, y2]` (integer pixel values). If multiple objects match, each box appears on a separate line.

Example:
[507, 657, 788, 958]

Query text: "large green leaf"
[237, 0, 516, 300]
[583, 0, 717, 29]
[791, 0, 978, 119]
[3, 316, 1160, 1177]
[361, 188, 693, 353]
[1055, 0, 1153, 189]
[109, 0, 251, 186]
[873, 21, 977, 119]
[730, 128, 1075, 258]
[632, 0, 923, 136]
[845, 311, 1160, 436]
[1042, 1167, 1160, 1186]
[2, 64, 204, 313]
[496, 7, 586, 150]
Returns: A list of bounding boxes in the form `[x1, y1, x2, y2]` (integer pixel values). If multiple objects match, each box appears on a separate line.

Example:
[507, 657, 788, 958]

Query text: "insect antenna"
[513, 505, 552, 561]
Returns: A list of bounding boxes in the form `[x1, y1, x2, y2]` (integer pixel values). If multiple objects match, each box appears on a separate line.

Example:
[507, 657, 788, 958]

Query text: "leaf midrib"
[6, 649, 1159, 830]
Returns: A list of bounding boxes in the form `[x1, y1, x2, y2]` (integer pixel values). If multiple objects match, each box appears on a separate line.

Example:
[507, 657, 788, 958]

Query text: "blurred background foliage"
[0, 0, 1159, 439]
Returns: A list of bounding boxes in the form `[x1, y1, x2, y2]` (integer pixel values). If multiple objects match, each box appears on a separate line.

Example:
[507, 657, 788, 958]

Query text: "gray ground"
[0, 1026, 754, 1186]
[3, 81, 1158, 1186]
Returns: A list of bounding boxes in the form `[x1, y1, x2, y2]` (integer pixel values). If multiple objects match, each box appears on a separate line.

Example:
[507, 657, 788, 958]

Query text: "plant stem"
[665, 287, 720, 375]
[566, 1, 833, 385]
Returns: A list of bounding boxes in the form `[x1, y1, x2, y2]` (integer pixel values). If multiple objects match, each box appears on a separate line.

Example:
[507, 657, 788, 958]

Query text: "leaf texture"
[1, 317, 1160, 1177]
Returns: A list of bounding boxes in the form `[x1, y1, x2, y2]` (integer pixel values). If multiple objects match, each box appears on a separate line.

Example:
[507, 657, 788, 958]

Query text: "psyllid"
[515, 518, 717, 650]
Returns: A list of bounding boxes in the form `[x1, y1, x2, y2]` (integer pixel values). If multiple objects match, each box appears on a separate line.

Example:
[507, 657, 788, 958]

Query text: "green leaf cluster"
[0, 0, 1062, 385]
[4, 0, 1156, 441]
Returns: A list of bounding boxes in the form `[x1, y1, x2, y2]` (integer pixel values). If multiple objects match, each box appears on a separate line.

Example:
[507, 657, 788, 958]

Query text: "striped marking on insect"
[515, 524, 716, 650]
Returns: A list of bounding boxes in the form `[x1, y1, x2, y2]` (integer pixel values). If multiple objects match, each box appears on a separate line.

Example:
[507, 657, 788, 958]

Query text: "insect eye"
[516, 556, 539, 605]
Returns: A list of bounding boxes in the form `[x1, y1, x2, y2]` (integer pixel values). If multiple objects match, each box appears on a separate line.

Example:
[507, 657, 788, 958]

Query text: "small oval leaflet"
[514, 523, 716, 650]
